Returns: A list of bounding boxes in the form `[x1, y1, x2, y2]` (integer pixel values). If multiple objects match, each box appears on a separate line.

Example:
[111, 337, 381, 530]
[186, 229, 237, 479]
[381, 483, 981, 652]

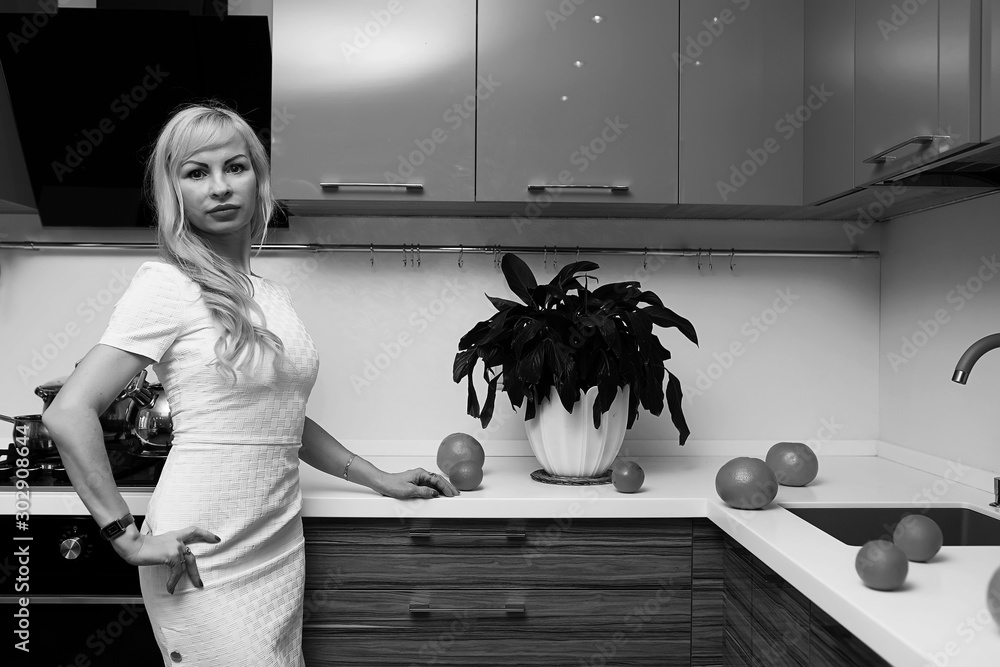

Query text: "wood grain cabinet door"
[271, 0, 476, 202]
[476, 0, 679, 205]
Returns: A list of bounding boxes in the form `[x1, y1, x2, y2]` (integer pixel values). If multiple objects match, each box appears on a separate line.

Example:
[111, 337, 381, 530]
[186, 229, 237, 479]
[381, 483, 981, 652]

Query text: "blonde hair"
[147, 102, 285, 382]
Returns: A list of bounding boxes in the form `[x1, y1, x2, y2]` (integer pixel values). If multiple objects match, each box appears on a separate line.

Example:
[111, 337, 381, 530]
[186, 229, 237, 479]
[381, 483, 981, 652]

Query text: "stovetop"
[0, 443, 164, 488]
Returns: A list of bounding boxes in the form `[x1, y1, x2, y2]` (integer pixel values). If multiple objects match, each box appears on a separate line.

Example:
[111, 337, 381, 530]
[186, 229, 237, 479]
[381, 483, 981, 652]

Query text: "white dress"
[99, 261, 319, 667]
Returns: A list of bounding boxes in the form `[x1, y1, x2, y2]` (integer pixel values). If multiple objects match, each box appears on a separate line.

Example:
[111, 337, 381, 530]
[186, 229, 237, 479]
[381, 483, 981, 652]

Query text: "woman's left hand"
[379, 468, 460, 499]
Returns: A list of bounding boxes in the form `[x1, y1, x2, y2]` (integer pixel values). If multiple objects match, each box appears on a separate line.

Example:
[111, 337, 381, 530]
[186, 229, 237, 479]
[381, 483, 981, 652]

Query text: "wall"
[0, 213, 879, 456]
[880, 194, 1000, 475]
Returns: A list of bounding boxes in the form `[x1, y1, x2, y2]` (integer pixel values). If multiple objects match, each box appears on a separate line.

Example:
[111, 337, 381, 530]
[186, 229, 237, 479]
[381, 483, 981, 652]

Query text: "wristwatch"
[100, 513, 135, 541]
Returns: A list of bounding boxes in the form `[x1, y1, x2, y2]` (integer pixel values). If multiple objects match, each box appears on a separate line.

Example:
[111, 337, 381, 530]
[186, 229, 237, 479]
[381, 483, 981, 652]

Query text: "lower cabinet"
[300, 518, 889, 666]
[722, 536, 891, 667]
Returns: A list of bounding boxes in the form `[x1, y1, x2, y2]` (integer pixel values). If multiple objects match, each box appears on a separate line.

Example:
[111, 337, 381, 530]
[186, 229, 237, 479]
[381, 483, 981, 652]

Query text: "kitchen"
[1, 0, 999, 665]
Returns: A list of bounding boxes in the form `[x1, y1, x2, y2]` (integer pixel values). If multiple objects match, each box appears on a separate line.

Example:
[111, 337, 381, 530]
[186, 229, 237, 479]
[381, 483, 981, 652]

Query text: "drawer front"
[302, 588, 692, 666]
[304, 518, 692, 589]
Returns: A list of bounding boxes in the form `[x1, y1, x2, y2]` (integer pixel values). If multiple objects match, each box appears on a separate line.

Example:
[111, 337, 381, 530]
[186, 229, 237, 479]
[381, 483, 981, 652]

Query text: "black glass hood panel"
[0, 9, 275, 227]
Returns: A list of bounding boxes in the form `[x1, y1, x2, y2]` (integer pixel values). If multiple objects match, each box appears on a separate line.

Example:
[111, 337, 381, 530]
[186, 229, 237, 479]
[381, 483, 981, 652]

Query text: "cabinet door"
[476, 0, 679, 204]
[802, 0, 855, 205]
[679, 0, 804, 206]
[855, 0, 981, 186]
[271, 0, 475, 202]
[983, 0, 1000, 142]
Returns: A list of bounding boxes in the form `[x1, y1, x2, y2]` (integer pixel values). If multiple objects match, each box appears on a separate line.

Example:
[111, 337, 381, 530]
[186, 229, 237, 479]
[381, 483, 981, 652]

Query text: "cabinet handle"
[0, 595, 145, 605]
[408, 603, 526, 615]
[862, 135, 951, 164]
[408, 529, 527, 540]
[320, 182, 424, 191]
[527, 184, 629, 192]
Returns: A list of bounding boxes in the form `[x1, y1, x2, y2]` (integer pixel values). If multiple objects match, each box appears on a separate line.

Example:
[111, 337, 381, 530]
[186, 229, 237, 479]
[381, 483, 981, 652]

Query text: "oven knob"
[59, 536, 83, 560]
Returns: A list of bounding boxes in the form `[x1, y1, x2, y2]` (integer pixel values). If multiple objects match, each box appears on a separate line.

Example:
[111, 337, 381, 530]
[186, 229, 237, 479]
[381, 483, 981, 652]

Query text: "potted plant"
[453, 253, 698, 478]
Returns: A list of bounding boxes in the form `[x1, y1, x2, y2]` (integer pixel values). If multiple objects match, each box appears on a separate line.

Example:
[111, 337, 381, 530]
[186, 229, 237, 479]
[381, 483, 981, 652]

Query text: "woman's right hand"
[112, 526, 221, 594]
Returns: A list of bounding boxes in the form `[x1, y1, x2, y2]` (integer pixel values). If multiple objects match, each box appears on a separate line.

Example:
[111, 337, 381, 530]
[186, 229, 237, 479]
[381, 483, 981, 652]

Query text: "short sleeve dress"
[99, 261, 319, 667]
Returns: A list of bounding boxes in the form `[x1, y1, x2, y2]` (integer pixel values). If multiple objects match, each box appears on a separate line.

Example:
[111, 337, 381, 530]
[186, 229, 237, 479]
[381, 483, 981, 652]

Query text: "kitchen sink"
[782, 506, 1000, 547]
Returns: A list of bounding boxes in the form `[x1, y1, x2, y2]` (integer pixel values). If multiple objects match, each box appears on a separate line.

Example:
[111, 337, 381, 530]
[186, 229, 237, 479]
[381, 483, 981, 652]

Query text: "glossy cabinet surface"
[854, 0, 981, 186]
[678, 0, 804, 206]
[271, 0, 476, 202]
[802, 0, 855, 205]
[983, 0, 1000, 141]
[476, 0, 679, 204]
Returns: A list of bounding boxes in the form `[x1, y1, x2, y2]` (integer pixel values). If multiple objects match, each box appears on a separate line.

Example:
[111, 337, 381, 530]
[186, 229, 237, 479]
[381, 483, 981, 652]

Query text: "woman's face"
[178, 136, 256, 239]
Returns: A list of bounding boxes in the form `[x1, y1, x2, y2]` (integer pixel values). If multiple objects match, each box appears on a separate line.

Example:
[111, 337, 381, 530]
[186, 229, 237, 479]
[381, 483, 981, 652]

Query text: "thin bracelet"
[343, 453, 357, 480]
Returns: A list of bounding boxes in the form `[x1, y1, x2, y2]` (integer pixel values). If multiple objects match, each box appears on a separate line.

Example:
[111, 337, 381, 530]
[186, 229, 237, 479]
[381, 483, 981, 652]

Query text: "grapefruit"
[715, 457, 779, 510]
[612, 460, 644, 493]
[436, 433, 485, 475]
[449, 460, 483, 491]
[765, 442, 819, 487]
[892, 514, 943, 562]
[988, 566, 1000, 628]
[856, 540, 908, 591]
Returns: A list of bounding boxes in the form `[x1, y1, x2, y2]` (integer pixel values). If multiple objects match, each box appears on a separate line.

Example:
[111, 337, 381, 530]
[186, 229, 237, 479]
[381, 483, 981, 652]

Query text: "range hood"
[867, 140, 1000, 189]
[0, 8, 272, 227]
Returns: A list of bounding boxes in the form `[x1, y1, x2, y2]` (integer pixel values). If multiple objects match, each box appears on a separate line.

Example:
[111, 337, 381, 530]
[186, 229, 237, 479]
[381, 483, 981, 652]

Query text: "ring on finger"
[183, 546, 193, 556]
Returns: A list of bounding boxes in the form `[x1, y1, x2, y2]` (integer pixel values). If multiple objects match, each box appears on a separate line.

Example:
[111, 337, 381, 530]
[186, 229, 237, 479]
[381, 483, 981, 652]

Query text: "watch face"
[101, 514, 133, 540]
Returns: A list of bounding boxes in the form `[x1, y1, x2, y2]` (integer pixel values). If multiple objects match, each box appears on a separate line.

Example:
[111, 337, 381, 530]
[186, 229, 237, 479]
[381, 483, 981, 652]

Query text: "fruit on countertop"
[449, 460, 483, 491]
[612, 460, 645, 493]
[436, 432, 485, 475]
[715, 457, 779, 510]
[765, 441, 819, 487]
[892, 514, 943, 562]
[856, 540, 908, 591]
[989, 566, 1000, 629]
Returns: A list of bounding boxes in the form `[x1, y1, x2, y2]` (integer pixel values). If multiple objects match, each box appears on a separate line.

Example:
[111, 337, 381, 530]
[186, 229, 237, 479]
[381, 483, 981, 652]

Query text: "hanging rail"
[0, 241, 878, 259]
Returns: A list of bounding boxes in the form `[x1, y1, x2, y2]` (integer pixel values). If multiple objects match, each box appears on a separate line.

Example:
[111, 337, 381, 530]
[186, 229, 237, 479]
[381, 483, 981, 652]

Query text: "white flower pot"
[524, 384, 630, 477]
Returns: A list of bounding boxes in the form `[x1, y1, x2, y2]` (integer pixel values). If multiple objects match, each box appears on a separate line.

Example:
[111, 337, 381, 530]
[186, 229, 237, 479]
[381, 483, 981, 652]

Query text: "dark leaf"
[487, 295, 523, 312]
[513, 319, 547, 358]
[635, 290, 664, 307]
[501, 253, 539, 307]
[665, 371, 690, 445]
[457, 319, 491, 350]
[592, 281, 639, 301]
[515, 342, 545, 385]
[643, 305, 699, 345]
[550, 260, 600, 290]
[466, 368, 481, 418]
[452, 348, 478, 383]
[625, 310, 653, 363]
[479, 372, 500, 428]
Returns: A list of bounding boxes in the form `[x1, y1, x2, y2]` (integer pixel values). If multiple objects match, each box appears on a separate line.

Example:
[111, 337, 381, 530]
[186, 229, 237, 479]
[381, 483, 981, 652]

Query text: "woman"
[42, 102, 458, 666]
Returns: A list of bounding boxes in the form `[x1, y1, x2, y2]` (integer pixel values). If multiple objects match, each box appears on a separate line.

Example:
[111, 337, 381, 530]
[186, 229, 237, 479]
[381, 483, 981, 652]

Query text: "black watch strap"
[100, 513, 135, 541]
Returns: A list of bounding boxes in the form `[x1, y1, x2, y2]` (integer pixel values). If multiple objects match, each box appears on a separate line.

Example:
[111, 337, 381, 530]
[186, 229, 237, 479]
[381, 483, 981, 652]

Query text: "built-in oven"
[1, 515, 162, 666]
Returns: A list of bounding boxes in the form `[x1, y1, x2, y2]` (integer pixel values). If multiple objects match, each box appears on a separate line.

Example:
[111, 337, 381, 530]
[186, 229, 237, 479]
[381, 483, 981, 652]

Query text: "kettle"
[122, 369, 173, 458]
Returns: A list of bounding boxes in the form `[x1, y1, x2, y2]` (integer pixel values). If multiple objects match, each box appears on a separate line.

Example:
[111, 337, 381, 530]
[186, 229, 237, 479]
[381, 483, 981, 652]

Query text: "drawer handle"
[527, 184, 629, 192]
[862, 135, 951, 164]
[408, 529, 527, 540]
[408, 603, 526, 615]
[320, 182, 424, 191]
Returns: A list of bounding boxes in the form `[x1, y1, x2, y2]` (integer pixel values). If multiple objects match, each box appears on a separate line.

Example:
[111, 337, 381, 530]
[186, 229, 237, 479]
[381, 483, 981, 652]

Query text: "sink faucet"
[951, 333, 1000, 384]
[952, 335, 1000, 507]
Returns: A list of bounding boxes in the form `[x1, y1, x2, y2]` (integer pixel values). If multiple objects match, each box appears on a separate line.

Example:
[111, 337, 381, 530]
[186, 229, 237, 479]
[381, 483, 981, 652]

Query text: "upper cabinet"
[854, 0, 981, 186]
[475, 0, 679, 204]
[983, 0, 1000, 141]
[271, 0, 476, 202]
[678, 0, 804, 206]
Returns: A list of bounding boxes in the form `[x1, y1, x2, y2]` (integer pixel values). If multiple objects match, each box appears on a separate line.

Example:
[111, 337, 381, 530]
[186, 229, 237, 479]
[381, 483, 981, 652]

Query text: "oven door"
[1, 515, 162, 666]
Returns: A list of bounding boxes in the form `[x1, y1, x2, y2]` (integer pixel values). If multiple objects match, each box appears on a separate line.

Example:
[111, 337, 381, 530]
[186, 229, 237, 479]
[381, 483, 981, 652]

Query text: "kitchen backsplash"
[0, 213, 879, 456]
[881, 195, 1000, 476]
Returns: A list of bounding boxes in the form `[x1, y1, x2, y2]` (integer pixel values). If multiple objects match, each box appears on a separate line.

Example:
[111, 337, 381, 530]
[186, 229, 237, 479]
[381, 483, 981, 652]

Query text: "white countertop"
[7, 454, 1000, 667]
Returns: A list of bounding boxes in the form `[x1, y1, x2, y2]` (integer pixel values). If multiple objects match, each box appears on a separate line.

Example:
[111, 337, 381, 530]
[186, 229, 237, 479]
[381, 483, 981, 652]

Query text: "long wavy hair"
[147, 102, 285, 383]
